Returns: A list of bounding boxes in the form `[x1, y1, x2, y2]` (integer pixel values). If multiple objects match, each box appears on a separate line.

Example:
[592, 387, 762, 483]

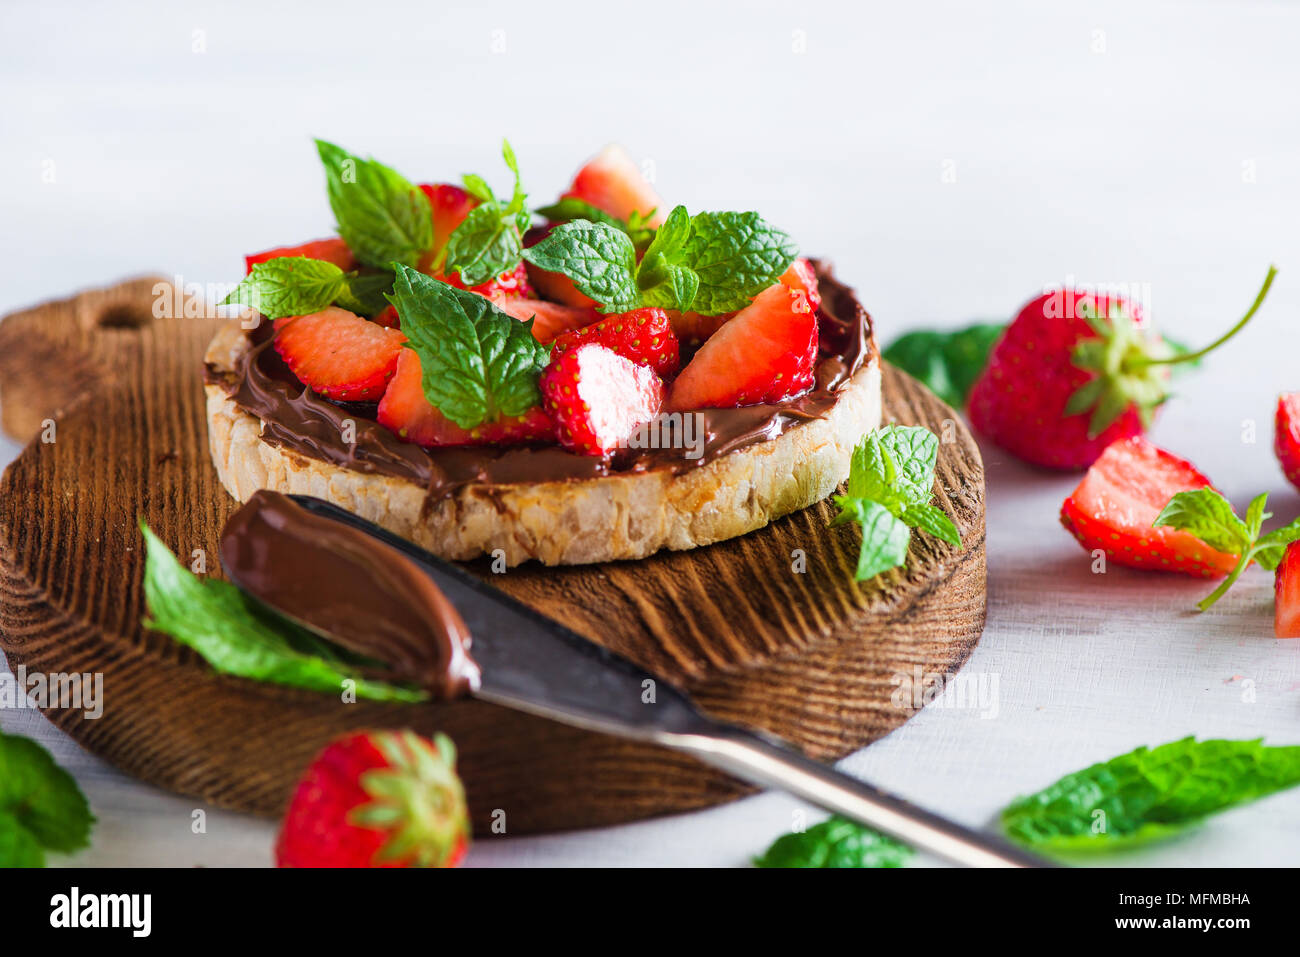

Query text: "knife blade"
[273, 494, 1046, 867]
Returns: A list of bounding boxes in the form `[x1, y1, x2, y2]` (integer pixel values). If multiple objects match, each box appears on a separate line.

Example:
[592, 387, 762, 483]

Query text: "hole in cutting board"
[97, 304, 153, 329]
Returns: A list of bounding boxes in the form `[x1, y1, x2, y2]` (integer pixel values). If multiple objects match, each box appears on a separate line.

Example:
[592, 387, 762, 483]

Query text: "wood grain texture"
[0, 279, 987, 833]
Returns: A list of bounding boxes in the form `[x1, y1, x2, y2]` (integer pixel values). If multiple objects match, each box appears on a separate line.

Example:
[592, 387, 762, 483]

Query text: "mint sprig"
[522, 205, 796, 315]
[443, 139, 531, 286]
[754, 816, 912, 868]
[141, 523, 425, 703]
[387, 263, 550, 429]
[1153, 488, 1300, 611]
[1002, 737, 1300, 853]
[832, 426, 962, 581]
[316, 140, 433, 269]
[0, 732, 94, 867]
[221, 257, 392, 320]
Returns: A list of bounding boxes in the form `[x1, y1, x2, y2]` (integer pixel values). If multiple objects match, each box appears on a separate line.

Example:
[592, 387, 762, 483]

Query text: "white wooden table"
[3, 0, 1299, 867]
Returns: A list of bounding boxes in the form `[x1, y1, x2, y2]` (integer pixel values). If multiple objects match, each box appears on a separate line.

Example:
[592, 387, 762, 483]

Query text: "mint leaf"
[388, 264, 549, 428]
[1152, 489, 1300, 610]
[522, 221, 640, 312]
[1255, 517, 1300, 572]
[833, 426, 961, 581]
[1001, 737, 1300, 853]
[1153, 488, 1252, 556]
[637, 205, 698, 311]
[678, 211, 797, 315]
[222, 257, 346, 320]
[0, 732, 94, 866]
[882, 323, 1004, 408]
[443, 140, 530, 286]
[754, 816, 912, 868]
[535, 197, 625, 228]
[900, 502, 961, 546]
[141, 523, 424, 703]
[334, 271, 395, 317]
[316, 140, 433, 269]
[835, 497, 911, 580]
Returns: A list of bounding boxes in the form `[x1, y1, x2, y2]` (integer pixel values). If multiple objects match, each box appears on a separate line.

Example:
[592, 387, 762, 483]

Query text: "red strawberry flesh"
[1276, 541, 1300, 638]
[1275, 393, 1300, 492]
[246, 238, 355, 274]
[274, 306, 405, 402]
[541, 343, 664, 455]
[1059, 436, 1239, 577]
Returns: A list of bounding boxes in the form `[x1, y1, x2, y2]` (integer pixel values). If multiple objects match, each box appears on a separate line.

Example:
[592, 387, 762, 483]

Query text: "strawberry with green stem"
[969, 267, 1277, 469]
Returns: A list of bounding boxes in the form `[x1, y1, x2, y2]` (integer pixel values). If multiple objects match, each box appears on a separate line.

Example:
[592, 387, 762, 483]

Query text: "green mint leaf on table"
[678, 210, 797, 315]
[388, 264, 550, 429]
[1153, 488, 1300, 610]
[0, 732, 94, 867]
[1001, 737, 1300, 854]
[443, 139, 530, 286]
[141, 523, 425, 703]
[881, 323, 1004, 408]
[832, 426, 961, 581]
[754, 816, 912, 868]
[316, 139, 433, 269]
[222, 257, 346, 320]
[522, 220, 641, 312]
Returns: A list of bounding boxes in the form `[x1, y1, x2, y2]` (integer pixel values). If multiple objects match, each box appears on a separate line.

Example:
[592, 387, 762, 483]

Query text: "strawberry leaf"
[388, 264, 549, 428]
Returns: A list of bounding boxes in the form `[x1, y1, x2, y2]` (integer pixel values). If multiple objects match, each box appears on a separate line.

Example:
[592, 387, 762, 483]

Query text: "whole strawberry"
[1275, 393, 1300, 492]
[276, 730, 469, 868]
[968, 269, 1275, 470]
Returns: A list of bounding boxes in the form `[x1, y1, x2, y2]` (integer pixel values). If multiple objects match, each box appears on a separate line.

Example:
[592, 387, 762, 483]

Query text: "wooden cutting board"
[0, 277, 986, 834]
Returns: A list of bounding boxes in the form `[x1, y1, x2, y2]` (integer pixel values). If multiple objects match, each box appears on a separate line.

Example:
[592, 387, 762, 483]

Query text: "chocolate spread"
[219, 489, 481, 698]
[204, 261, 873, 501]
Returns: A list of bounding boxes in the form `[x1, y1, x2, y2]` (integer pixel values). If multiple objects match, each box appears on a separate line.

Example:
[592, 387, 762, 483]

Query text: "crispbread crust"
[203, 322, 882, 565]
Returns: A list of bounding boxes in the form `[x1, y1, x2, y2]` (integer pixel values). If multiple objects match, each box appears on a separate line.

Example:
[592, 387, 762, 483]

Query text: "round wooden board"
[0, 278, 986, 834]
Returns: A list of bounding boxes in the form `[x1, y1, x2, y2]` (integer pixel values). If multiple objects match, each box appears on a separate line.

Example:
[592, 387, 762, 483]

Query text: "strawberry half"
[246, 238, 354, 275]
[275, 730, 469, 869]
[1275, 542, 1300, 638]
[552, 307, 680, 378]
[561, 145, 666, 227]
[274, 306, 406, 402]
[493, 297, 600, 345]
[1059, 436, 1239, 577]
[540, 343, 664, 455]
[378, 350, 554, 447]
[419, 183, 478, 267]
[666, 278, 818, 410]
[1274, 393, 1300, 492]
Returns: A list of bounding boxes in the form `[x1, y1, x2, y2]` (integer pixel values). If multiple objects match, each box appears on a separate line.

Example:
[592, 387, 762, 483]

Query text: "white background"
[2, 0, 1300, 866]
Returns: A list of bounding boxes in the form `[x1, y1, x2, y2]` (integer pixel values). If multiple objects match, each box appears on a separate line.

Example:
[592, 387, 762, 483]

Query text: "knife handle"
[662, 725, 1050, 868]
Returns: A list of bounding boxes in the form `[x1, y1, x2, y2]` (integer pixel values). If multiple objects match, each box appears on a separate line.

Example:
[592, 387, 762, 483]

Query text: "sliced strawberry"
[1059, 436, 1239, 577]
[781, 257, 822, 314]
[667, 309, 733, 345]
[552, 308, 679, 378]
[666, 280, 818, 410]
[561, 145, 666, 228]
[438, 261, 534, 301]
[246, 238, 354, 275]
[493, 297, 600, 344]
[419, 183, 479, 266]
[541, 343, 664, 455]
[1275, 393, 1300, 492]
[378, 350, 554, 447]
[274, 306, 406, 402]
[1275, 542, 1300, 638]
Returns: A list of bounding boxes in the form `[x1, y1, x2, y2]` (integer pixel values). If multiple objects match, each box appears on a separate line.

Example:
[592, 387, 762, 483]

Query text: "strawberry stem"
[1140, 265, 1277, 369]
